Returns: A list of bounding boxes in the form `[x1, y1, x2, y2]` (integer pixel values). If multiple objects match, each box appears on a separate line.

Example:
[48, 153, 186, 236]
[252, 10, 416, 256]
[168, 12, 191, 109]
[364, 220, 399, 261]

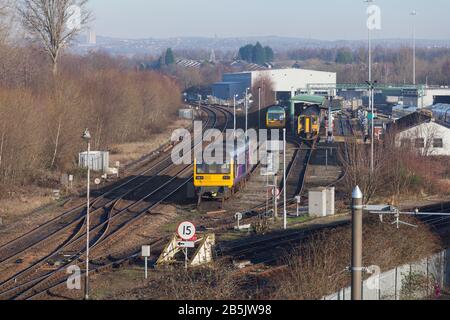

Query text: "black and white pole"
[351, 186, 363, 300]
[283, 128, 287, 230]
[82, 128, 91, 300]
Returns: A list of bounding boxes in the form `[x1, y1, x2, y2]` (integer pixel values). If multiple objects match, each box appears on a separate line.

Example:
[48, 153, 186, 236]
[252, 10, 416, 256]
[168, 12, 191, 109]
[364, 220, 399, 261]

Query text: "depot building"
[211, 68, 336, 101]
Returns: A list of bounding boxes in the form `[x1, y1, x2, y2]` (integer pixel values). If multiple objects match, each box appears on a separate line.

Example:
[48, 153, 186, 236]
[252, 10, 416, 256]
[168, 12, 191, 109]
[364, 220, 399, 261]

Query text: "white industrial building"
[392, 112, 450, 156]
[212, 68, 336, 100]
[402, 86, 450, 108]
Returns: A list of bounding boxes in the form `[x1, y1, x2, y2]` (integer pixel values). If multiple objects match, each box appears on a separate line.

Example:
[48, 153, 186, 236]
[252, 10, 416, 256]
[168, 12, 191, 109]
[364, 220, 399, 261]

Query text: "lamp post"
[81, 128, 91, 300]
[233, 94, 238, 139]
[245, 87, 250, 140]
[366, 80, 377, 173]
[365, 0, 375, 174]
[258, 87, 261, 129]
[411, 10, 417, 85]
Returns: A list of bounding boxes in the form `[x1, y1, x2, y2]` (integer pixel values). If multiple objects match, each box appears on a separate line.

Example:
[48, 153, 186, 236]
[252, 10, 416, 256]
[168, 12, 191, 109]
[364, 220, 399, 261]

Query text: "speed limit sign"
[177, 221, 196, 241]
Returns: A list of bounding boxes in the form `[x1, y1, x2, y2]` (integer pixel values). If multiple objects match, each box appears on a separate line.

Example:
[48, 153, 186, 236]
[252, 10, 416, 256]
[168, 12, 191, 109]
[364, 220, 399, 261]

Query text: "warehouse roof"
[387, 111, 433, 133]
[291, 94, 326, 105]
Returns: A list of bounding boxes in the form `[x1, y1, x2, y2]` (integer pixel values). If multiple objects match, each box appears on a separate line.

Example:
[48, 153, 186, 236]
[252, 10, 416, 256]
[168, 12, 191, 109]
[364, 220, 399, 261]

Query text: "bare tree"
[251, 74, 275, 110]
[339, 141, 387, 204]
[0, 0, 14, 43]
[16, 0, 90, 75]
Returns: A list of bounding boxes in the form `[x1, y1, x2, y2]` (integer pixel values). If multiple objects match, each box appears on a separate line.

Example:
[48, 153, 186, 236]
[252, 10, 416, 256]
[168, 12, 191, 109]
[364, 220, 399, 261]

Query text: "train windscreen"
[196, 163, 231, 174]
[268, 113, 285, 121]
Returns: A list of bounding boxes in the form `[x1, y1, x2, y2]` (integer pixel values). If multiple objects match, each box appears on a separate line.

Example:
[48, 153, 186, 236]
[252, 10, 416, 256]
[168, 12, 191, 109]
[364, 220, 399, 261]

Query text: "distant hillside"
[71, 35, 450, 57]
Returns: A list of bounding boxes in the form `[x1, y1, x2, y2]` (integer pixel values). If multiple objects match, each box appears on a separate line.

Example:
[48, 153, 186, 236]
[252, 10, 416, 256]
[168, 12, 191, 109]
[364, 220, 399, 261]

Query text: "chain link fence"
[324, 249, 449, 300]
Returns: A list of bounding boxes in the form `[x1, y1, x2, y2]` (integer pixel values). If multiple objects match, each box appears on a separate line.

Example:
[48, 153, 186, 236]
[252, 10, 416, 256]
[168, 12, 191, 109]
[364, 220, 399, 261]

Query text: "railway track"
[0, 105, 233, 300]
[220, 201, 450, 267]
[338, 115, 354, 137]
[284, 137, 314, 201]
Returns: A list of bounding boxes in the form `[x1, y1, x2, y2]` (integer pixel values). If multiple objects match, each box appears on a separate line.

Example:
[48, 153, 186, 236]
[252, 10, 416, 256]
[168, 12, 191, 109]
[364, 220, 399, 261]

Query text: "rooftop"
[291, 94, 326, 105]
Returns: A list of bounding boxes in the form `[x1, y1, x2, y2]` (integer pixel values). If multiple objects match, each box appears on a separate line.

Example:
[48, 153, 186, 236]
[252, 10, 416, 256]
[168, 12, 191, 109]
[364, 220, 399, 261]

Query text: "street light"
[233, 94, 238, 139]
[365, 0, 375, 173]
[366, 80, 377, 173]
[258, 87, 261, 130]
[245, 87, 250, 140]
[410, 10, 417, 85]
[81, 128, 91, 300]
[197, 94, 202, 121]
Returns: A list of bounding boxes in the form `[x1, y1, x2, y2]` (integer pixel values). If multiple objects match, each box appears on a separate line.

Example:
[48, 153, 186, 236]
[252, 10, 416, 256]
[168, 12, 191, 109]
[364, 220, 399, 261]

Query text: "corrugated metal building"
[211, 82, 246, 100]
[212, 68, 336, 101]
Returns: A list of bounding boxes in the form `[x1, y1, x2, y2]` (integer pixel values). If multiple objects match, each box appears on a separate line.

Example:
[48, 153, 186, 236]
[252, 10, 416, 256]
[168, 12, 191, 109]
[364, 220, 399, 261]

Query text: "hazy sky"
[89, 0, 450, 40]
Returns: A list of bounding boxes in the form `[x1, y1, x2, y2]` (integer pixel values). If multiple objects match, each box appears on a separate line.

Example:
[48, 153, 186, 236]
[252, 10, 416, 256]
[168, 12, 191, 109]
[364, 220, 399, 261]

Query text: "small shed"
[309, 187, 335, 218]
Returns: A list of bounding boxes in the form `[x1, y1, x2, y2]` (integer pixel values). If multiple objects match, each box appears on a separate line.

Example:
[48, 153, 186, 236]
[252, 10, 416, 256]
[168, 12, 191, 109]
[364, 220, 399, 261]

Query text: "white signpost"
[141, 245, 151, 279]
[235, 212, 243, 229]
[177, 221, 196, 269]
[295, 196, 301, 217]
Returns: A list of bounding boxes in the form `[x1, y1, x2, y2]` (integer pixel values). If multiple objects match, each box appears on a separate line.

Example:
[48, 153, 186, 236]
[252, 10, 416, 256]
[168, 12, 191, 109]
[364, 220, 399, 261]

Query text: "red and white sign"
[177, 221, 196, 241]
[271, 188, 281, 198]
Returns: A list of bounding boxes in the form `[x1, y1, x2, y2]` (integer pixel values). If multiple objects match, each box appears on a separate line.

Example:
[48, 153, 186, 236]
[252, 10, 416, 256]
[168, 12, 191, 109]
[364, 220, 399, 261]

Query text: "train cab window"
[433, 139, 444, 148]
[196, 163, 231, 174]
[268, 113, 285, 121]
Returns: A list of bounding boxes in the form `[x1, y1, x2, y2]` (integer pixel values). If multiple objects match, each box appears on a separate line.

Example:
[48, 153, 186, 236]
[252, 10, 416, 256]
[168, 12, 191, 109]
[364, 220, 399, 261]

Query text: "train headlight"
[196, 176, 204, 180]
[223, 176, 231, 180]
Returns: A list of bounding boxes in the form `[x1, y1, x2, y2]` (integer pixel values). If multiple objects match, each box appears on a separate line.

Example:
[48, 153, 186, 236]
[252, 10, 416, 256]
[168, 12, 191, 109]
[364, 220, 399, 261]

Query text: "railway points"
[1, 99, 449, 301]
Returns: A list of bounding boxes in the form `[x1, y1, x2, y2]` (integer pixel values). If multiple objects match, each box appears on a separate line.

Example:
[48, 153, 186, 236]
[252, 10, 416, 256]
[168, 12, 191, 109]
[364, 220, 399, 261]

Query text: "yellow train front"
[266, 106, 286, 129]
[298, 106, 321, 141]
[194, 139, 253, 204]
[194, 159, 233, 200]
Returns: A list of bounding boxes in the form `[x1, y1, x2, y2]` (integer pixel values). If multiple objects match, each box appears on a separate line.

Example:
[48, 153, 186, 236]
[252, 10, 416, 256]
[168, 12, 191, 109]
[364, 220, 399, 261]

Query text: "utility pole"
[274, 175, 278, 219]
[81, 129, 92, 300]
[366, 80, 377, 173]
[365, 0, 375, 173]
[233, 94, 237, 139]
[258, 87, 262, 129]
[328, 95, 334, 143]
[198, 94, 202, 116]
[351, 186, 363, 300]
[245, 88, 249, 140]
[283, 128, 287, 230]
[411, 10, 417, 85]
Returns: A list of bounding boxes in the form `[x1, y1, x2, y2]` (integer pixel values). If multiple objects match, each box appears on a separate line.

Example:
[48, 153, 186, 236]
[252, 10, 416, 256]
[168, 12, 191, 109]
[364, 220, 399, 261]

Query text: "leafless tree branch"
[16, 0, 91, 75]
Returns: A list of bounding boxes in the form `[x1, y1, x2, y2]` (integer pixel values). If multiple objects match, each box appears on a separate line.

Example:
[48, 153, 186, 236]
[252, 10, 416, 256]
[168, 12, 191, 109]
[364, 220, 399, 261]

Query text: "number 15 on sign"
[177, 221, 196, 270]
[178, 221, 196, 240]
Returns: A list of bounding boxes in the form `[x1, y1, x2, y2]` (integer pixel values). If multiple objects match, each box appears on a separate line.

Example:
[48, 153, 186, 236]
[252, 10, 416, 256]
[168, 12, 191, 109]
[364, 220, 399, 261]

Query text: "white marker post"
[235, 212, 243, 229]
[295, 196, 301, 217]
[141, 245, 151, 279]
[177, 221, 196, 270]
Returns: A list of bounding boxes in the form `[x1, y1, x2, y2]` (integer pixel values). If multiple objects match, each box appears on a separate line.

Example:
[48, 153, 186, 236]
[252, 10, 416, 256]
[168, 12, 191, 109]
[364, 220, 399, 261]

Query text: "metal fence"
[324, 249, 449, 300]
